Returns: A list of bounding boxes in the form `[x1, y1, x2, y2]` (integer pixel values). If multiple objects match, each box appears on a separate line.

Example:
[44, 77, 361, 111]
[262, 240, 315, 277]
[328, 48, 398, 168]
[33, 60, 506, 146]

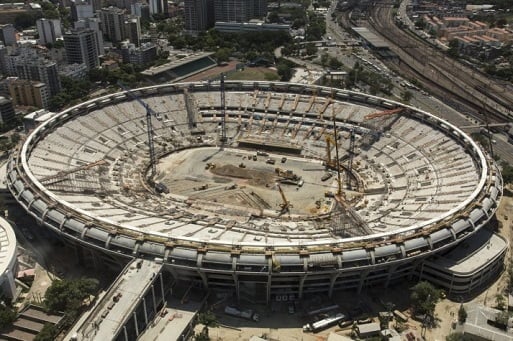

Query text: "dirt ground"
[195, 188, 513, 341]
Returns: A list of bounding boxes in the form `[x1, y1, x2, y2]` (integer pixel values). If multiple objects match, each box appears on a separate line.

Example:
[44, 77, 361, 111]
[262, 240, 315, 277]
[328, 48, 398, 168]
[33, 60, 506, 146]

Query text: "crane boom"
[363, 108, 404, 121]
[40, 159, 107, 184]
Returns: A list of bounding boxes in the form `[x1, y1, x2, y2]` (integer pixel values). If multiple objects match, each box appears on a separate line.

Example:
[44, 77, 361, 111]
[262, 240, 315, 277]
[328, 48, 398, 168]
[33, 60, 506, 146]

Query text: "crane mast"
[220, 73, 227, 146]
[118, 83, 159, 181]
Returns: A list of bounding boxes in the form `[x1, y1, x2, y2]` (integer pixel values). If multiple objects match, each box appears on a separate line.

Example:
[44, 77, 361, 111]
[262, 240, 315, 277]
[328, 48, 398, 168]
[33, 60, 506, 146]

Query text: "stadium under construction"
[6, 81, 504, 304]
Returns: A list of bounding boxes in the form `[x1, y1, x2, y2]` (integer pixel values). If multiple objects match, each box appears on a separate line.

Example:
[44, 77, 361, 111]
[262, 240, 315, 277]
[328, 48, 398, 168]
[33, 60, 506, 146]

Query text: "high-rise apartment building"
[15, 58, 61, 96]
[124, 16, 141, 46]
[0, 24, 16, 46]
[0, 97, 15, 125]
[184, 0, 214, 32]
[8, 79, 49, 109]
[148, 0, 168, 15]
[99, 7, 126, 43]
[184, 0, 267, 32]
[131, 3, 150, 21]
[70, 0, 94, 22]
[74, 17, 104, 55]
[214, 0, 267, 22]
[36, 18, 63, 45]
[63, 28, 100, 70]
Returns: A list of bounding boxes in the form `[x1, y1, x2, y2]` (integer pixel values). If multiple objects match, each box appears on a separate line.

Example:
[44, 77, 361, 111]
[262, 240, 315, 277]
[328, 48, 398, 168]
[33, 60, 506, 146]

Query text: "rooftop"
[426, 229, 507, 274]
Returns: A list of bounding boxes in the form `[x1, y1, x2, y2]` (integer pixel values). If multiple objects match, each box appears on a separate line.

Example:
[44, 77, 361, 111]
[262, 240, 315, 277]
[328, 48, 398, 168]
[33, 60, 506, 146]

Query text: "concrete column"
[266, 275, 272, 305]
[151, 286, 157, 313]
[357, 270, 369, 294]
[198, 271, 208, 289]
[385, 264, 399, 288]
[328, 273, 339, 298]
[232, 273, 240, 303]
[298, 275, 306, 299]
[160, 273, 165, 299]
[123, 325, 128, 341]
[143, 297, 148, 325]
[133, 312, 139, 335]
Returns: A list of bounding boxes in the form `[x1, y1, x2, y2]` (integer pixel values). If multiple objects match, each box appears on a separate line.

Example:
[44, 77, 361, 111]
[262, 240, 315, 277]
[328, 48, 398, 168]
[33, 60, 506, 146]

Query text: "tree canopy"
[44, 278, 98, 314]
[410, 281, 441, 316]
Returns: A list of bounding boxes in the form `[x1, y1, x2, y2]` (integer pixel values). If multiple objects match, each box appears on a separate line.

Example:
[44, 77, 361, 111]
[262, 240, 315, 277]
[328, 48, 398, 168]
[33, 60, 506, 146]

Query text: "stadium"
[6, 81, 502, 303]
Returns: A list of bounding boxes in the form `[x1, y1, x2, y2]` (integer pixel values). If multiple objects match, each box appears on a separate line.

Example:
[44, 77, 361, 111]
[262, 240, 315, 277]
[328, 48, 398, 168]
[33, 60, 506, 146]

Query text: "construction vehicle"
[275, 168, 302, 186]
[321, 172, 333, 182]
[303, 313, 347, 333]
[224, 306, 260, 322]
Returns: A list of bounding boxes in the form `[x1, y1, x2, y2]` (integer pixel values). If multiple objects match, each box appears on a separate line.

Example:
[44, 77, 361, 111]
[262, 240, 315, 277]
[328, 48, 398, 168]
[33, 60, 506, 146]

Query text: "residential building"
[64, 28, 100, 70]
[214, 0, 267, 23]
[0, 96, 15, 125]
[148, 0, 168, 16]
[70, 0, 94, 22]
[0, 45, 7, 75]
[74, 17, 104, 55]
[99, 7, 126, 44]
[36, 18, 63, 45]
[131, 2, 151, 21]
[59, 63, 88, 79]
[124, 16, 141, 46]
[8, 79, 49, 109]
[184, 0, 214, 32]
[15, 57, 61, 96]
[0, 24, 16, 46]
[121, 42, 157, 64]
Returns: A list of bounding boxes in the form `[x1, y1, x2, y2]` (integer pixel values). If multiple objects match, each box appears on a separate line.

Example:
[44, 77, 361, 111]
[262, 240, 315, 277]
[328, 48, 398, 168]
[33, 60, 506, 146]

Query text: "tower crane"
[277, 184, 291, 214]
[347, 128, 355, 189]
[118, 83, 159, 180]
[220, 73, 227, 146]
[325, 134, 336, 168]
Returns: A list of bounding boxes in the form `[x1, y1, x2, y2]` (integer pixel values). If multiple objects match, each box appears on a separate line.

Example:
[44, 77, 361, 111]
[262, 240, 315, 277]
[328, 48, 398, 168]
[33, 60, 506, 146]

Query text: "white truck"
[224, 306, 260, 322]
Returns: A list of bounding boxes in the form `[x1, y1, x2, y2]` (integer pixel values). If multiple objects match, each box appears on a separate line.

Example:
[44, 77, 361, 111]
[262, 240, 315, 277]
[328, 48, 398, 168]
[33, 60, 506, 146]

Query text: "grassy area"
[226, 67, 280, 81]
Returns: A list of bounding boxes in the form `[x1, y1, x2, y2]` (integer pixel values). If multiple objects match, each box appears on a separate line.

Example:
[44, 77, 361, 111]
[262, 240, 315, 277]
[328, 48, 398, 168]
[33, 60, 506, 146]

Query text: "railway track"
[361, 1, 513, 124]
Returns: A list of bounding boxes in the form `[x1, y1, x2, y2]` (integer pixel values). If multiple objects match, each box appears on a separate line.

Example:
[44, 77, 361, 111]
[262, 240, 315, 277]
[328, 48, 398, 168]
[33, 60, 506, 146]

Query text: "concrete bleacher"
[25, 88, 483, 237]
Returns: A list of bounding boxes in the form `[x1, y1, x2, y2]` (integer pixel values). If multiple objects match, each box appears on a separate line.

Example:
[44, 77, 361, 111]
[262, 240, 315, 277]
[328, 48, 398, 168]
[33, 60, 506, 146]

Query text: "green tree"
[305, 43, 318, 56]
[268, 11, 280, 23]
[501, 162, 513, 185]
[446, 333, 474, 341]
[14, 13, 40, 29]
[328, 56, 342, 70]
[35, 323, 57, 341]
[196, 310, 218, 340]
[402, 90, 413, 103]
[0, 304, 16, 330]
[458, 304, 467, 324]
[320, 53, 329, 67]
[214, 48, 231, 64]
[447, 39, 459, 58]
[44, 278, 98, 313]
[277, 61, 293, 81]
[410, 281, 440, 316]
[496, 293, 506, 310]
